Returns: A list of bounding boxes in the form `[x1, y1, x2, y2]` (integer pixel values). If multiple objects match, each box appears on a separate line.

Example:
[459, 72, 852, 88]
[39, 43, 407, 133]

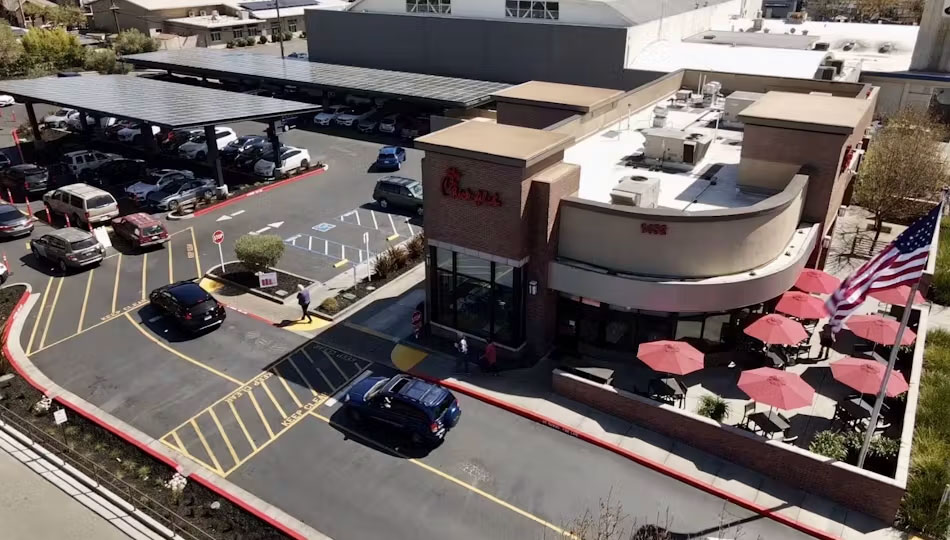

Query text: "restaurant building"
[415, 70, 877, 361]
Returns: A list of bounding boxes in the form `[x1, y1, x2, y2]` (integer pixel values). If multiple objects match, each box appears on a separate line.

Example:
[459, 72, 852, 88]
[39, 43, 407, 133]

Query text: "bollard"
[44, 206, 52, 224]
[25, 200, 32, 220]
[5, 188, 11, 204]
[2, 252, 8, 269]
[64, 213, 71, 228]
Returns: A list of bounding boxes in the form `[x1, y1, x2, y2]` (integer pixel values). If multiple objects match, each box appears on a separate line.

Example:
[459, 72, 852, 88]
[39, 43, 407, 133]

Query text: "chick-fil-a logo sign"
[441, 167, 502, 207]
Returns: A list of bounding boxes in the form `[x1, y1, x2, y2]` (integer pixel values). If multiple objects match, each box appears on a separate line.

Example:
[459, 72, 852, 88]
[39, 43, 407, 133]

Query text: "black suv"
[149, 281, 227, 333]
[1, 164, 49, 195]
[82, 158, 147, 193]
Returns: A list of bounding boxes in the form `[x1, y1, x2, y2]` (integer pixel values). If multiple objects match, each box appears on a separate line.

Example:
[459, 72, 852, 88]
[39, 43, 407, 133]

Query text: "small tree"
[83, 47, 128, 74]
[854, 107, 948, 246]
[696, 395, 730, 423]
[808, 430, 848, 461]
[0, 23, 25, 78]
[113, 29, 159, 55]
[234, 234, 284, 272]
[21, 27, 84, 70]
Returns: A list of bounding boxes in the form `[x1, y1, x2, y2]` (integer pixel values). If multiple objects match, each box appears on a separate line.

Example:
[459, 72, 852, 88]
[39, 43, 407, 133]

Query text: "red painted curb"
[193, 167, 327, 218]
[222, 303, 274, 326]
[1, 289, 312, 540]
[413, 372, 841, 540]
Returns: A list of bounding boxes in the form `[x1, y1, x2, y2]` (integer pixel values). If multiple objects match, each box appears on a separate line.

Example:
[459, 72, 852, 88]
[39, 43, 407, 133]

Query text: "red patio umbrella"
[794, 269, 841, 295]
[846, 315, 917, 346]
[738, 367, 815, 410]
[830, 357, 910, 397]
[637, 340, 704, 376]
[776, 291, 828, 319]
[743, 314, 809, 346]
[869, 285, 927, 307]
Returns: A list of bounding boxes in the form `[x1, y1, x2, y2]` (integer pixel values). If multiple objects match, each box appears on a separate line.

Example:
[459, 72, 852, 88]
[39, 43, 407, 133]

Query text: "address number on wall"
[641, 223, 668, 235]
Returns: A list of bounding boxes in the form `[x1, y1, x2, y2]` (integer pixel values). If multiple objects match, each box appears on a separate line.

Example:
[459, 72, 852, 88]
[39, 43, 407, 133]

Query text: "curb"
[407, 368, 842, 540]
[1, 284, 332, 540]
[205, 261, 318, 306]
[191, 165, 328, 219]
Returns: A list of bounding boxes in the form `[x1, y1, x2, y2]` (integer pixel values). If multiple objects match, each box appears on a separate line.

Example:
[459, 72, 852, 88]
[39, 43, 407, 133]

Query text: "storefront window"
[492, 263, 518, 345]
[703, 314, 731, 343]
[674, 316, 703, 342]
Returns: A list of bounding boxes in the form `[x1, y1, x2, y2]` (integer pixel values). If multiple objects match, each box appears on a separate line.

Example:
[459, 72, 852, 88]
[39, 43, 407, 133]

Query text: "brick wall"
[553, 370, 905, 522]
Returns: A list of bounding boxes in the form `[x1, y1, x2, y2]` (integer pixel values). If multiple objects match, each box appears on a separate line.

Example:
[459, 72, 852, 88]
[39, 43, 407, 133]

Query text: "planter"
[208, 261, 315, 304]
[317, 261, 423, 319]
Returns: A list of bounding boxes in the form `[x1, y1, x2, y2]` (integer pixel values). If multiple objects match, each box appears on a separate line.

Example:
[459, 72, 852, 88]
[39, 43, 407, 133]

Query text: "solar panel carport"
[0, 75, 322, 187]
[123, 48, 511, 109]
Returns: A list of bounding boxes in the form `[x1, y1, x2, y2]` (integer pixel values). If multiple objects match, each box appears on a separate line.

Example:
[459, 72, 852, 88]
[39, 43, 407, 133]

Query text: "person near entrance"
[454, 334, 469, 373]
[296, 284, 312, 323]
[480, 342, 499, 376]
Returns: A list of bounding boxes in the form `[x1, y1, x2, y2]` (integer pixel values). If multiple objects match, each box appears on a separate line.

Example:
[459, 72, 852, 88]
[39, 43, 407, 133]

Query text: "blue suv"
[343, 374, 461, 445]
[373, 146, 407, 170]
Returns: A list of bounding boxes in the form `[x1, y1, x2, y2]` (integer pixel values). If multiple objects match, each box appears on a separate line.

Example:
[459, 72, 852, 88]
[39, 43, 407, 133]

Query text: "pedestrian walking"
[412, 308, 423, 340]
[454, 334, 469, 373]
[296, 284, 312, 323]
[819, 325, 834, 359]
[480, 342, 499, 376]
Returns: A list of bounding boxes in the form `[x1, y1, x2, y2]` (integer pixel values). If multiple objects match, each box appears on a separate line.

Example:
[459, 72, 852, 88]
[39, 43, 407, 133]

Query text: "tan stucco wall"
[738, 159, 803, 193]
[557, 175, 808, 279]
[681, 70, 865, 98]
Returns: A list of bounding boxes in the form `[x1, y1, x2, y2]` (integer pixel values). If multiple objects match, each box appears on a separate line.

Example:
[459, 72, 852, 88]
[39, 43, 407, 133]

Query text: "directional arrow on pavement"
[268, 221, 284, 228]
[216, 215, 232, 221]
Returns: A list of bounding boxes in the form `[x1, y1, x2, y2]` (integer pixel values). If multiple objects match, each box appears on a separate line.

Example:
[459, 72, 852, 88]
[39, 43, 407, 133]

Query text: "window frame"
[505, 0, 559, 19]
[209, 30, 222, 42]
[406, 0, 451, 14]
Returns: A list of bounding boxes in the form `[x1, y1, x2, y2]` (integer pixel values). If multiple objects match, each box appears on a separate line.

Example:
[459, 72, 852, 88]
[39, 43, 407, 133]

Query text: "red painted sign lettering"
[441, 167, 502, 207]
[641, 223, 667, 235]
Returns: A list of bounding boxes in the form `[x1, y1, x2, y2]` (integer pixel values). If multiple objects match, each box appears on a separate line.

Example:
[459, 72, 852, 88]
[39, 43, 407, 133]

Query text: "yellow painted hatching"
[391, 344, 427, 371]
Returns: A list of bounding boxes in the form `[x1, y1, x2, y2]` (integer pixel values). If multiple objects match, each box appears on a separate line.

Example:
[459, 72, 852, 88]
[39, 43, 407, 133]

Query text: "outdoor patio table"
[747, 411, 790, 438]
[651, 377, 686, 408]
[839, 396, 873, 420]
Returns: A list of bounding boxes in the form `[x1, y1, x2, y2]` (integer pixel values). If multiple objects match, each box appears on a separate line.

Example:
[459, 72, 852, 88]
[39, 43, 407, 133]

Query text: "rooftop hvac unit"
[652, 115, 667, 128]
[814, 42, 830, 51]
[211, 9, 219, 16]
[610, 176, 660, 208]
[752, 17, 763, 30]
[199, 9, 207, 16]
[689, 93, 704, 107]
[815, 66, 836, 80]
[675, 89, 691, 102]
[187, 9, 196, 16]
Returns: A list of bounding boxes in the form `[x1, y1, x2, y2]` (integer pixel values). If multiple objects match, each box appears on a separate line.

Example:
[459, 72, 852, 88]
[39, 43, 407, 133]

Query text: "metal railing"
[0, 402, 217, 540]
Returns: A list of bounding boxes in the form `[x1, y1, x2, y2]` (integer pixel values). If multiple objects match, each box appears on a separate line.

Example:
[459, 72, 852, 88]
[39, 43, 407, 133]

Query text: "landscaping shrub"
[808, 430, 848, 461]
[299, 31, 307, 38]
[234, 234, 284, 273]
[373, 250, 397, 279]
[258, 35, 268, 44]
[226, 40, 236, 48]
[282, 31, 293, 41]
[406, 234, 425, 261]
[387, 245, 409, 269]
[319, 297, 340, 314]
[242, 37, 256, 46]
[696, 395, 729, 422]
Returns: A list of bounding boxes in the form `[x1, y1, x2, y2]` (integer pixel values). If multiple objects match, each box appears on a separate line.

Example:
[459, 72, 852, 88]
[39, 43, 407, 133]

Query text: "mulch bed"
[210, 262, 313, 301]
[0, 288, 288, 540]
[317, 260, 422, 317]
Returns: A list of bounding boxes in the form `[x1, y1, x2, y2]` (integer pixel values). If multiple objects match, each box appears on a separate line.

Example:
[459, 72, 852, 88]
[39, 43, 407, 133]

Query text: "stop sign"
[212, 230, 224, 244]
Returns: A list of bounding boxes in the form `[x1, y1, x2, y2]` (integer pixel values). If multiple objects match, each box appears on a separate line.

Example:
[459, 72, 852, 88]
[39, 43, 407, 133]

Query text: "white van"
[43, 183, 119, 227]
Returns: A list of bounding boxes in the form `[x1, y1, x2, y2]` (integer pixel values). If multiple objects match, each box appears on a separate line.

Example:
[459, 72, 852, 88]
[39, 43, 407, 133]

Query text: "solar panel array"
[124, 49, 511, 108]
[0, 75, 321, 128]
[239, 0, 318, 10]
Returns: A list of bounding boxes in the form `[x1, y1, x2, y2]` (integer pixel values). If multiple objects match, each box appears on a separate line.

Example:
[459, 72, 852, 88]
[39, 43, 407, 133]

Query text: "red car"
[111, 212, 168, 250]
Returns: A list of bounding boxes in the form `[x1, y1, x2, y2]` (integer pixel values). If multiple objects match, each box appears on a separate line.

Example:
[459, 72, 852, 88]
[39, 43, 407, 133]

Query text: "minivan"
[373, 176, 423, 216]
[43, 183, 119, 227]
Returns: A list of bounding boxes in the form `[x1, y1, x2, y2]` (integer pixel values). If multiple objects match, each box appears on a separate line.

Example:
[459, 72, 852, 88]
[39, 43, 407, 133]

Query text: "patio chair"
[740, 401, 756, 428]
[777, 412, 791, 426]
[781, 430, 799, 444]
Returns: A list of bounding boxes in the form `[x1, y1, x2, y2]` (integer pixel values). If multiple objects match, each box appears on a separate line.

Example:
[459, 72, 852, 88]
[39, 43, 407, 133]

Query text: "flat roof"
[492, 81, 624, 113]
[565, 100, 768, 212]
[0, 75, 320, 129]
[124, 49, 511, 108]
[627, 41, 830, 79]
[684, 30, 819, 49]
[415, 121, 574, 167]
[738, 91, 871, 134]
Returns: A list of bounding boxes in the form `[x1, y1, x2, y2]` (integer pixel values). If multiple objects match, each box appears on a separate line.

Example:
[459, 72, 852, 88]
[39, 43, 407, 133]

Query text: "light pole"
[274, 0, 284, 59]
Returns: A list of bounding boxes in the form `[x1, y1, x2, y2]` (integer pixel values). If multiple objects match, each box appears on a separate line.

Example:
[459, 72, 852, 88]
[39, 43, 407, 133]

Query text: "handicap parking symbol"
[312, 223, 336, 233]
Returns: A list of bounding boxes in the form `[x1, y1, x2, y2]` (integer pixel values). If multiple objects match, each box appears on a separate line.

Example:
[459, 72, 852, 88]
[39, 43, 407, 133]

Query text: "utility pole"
[16, 0, 26, 28]
[110, 0, 121, 33]
[274, 0, 284, 59]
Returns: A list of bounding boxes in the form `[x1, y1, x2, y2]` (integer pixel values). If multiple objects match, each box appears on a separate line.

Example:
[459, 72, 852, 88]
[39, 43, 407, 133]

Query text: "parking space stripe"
[123, 313, 243, 385]
[246, 391, 276, 439]
[26, 276, 53, 355]
[141, 252, 148, 301]
[228, 400, 258, 451]
[170, 431, 186, 453]
[258, 378, 288, 419]
[38, 278, 63, 350]
[189, 226, 202, 276]
[371, 210, 379, 230]
[77, 270, 94, 333]
[322, 350, 350, 381]
[190, 419, 224, 474]
[111, 254, 121, 314]
[208, 408, 241, 465]
[287, 356, 318, 397]
[300, 348, 336, 391]
[273, 368, 303, 409]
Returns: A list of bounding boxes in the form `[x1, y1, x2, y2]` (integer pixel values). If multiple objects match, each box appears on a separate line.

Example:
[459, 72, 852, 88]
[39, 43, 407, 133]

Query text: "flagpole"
[857, 279, 918, 468]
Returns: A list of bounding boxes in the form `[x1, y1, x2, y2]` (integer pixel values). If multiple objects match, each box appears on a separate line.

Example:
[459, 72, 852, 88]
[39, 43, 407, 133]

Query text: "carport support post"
[204, 125, 224, 188]
[25, 103, 43, 151]
[78, 111, 90, 135]
[142, 123, 159, 155]
[267, 120, 282, 169]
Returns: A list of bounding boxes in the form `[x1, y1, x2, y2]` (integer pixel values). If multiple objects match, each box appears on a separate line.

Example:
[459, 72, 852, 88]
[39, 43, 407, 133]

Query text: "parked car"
[374, 146, 407, 170]
[0, 153, 10, 170]
[42, 108, 77, 128]
[149, 281, 226, 333]
[343, 374, 461, 445]
[43, 183, 119, 227]
[105, 120, 136, 140]
[0, 202, 33, 238]
[287, 52, 308, 60]
[1, 164, 49, 195]
[220, 135, 266, 164]
[178, 127, 238, 160]
[111, 212, 168, 250]
[373, 176, 423, 216]
[160, 128, 203, 153]
[62, 150, 120, 178]
[378, 113, 403, 135]
[146, 178, 216, 211]
[253, 146, 311, 179]
[117, 124, 161, 143]
[335, 107, 376, 128]
[31, 228, 105, 273]
[83, 158, 147, 193]
[125, 169, 195, 204]
[313, 104, 348, 126]
[400, 117, 428, 139]
[0, 95, 14, 107]
[358, 111, 387, 134]
[65, 114, 116, 132]
[0, 261, 9, 283]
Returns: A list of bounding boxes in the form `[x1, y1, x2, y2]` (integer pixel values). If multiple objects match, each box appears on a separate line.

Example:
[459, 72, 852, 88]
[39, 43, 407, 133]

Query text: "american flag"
[826, 204, 942, 332]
